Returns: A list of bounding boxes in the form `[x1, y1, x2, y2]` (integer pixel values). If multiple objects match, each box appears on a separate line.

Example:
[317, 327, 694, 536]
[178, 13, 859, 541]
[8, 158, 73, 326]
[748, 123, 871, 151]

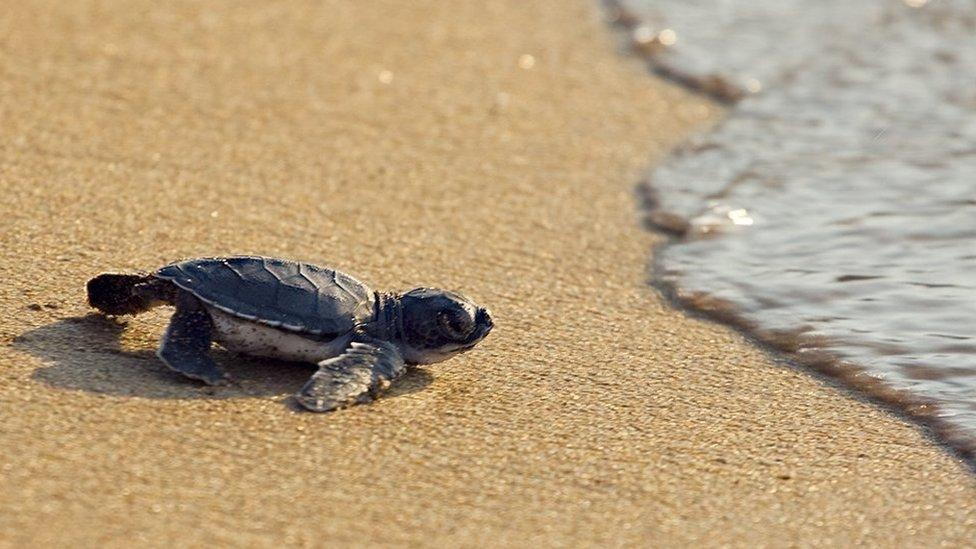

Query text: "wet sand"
[1, 1, 975, 546]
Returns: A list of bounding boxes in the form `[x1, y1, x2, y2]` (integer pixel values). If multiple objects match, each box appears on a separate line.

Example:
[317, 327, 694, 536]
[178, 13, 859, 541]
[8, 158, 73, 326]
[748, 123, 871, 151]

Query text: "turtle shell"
[156, 256, 375, 336]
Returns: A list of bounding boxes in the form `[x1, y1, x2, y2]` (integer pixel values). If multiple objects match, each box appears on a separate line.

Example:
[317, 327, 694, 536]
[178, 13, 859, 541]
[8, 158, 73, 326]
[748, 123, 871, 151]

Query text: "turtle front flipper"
[295, 338, 406, 412]
[158, 292, 229, 385]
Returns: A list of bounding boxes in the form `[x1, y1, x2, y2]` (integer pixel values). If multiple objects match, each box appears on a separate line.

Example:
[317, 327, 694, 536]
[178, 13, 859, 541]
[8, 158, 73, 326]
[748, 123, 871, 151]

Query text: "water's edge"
[636, 185, 976, 467]
[602, 0, 976, 464]
[601, 1, 747, 106]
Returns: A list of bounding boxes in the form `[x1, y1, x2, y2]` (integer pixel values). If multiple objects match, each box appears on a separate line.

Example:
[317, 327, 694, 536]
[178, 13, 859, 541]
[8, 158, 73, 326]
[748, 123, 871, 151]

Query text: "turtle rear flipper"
[158, 292, 228, 386]
[87, 273, 157, 315]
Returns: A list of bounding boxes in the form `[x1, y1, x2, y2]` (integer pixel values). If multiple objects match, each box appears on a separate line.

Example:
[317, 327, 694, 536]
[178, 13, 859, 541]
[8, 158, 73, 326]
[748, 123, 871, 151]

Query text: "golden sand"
[1, 1, 974, 546]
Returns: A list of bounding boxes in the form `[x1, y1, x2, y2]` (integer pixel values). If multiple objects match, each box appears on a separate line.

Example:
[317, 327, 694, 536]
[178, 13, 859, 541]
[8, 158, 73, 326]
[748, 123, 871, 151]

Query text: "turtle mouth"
[458, 339, 484, 353]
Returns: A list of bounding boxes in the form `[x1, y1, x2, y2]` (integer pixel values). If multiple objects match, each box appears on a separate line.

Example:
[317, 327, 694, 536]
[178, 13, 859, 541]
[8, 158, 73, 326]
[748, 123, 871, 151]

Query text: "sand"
[1, 1, 974, 546]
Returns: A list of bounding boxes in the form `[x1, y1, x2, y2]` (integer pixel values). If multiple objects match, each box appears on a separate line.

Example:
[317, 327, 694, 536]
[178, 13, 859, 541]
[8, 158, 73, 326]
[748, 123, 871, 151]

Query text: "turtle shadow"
[14, 314, 433, 405]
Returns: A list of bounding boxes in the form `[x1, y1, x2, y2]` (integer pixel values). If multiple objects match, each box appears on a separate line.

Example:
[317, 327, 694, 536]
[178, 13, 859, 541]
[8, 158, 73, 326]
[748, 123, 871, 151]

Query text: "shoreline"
[637, 174, 976, 467]
[608, 0, 976, 460]
[648, 239, 976, 468]
[2, 0, 975, 545]
[648, 228, 976, 464]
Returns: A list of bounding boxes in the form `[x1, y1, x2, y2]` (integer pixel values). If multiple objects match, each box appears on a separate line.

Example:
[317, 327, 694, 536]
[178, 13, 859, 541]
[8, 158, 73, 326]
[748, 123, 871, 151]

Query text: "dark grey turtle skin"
[86, 256, 493, 412]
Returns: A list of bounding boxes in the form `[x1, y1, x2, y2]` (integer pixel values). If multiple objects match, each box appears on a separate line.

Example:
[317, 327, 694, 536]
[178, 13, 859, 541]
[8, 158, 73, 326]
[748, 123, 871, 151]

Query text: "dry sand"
[1, 1, 974, 546]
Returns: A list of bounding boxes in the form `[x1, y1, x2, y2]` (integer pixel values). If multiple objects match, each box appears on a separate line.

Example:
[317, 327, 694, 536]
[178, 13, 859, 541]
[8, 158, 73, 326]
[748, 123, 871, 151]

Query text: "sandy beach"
[2, 0, 975, 546]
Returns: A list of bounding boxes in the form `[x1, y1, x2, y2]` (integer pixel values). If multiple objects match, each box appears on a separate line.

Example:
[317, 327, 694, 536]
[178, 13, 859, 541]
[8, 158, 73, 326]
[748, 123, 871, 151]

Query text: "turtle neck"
[371, 291, 403, 342]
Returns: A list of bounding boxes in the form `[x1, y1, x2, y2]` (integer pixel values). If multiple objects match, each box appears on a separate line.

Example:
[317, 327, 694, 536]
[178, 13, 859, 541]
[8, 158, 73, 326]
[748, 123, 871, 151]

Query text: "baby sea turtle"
[86, 256, 493, 412]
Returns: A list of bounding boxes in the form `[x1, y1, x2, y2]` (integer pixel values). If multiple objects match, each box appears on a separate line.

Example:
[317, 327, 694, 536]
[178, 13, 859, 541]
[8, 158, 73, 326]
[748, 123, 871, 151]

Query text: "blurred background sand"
[1, 1, 974, 546]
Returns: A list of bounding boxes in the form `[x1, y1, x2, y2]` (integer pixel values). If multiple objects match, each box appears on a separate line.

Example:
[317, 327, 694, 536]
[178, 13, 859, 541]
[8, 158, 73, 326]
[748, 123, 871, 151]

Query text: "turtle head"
[396, 287, 493, 364]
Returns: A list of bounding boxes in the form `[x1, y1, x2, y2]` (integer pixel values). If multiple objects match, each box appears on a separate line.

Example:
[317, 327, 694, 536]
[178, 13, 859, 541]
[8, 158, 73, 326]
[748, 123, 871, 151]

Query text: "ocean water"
[613, 0, 976, 453]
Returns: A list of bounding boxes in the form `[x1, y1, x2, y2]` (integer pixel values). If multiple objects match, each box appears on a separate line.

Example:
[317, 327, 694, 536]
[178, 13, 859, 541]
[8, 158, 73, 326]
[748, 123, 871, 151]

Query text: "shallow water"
[616, 0, 976, 452]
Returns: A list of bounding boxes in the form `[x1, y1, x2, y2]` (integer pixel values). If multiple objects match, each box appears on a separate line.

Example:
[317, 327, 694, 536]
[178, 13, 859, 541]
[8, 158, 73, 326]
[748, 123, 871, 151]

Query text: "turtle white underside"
[207, 307, 352, 363]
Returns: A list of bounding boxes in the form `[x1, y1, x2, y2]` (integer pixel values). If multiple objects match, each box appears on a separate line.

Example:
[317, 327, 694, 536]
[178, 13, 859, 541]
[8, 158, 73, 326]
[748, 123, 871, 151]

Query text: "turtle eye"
[438, 310, 473, 340]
